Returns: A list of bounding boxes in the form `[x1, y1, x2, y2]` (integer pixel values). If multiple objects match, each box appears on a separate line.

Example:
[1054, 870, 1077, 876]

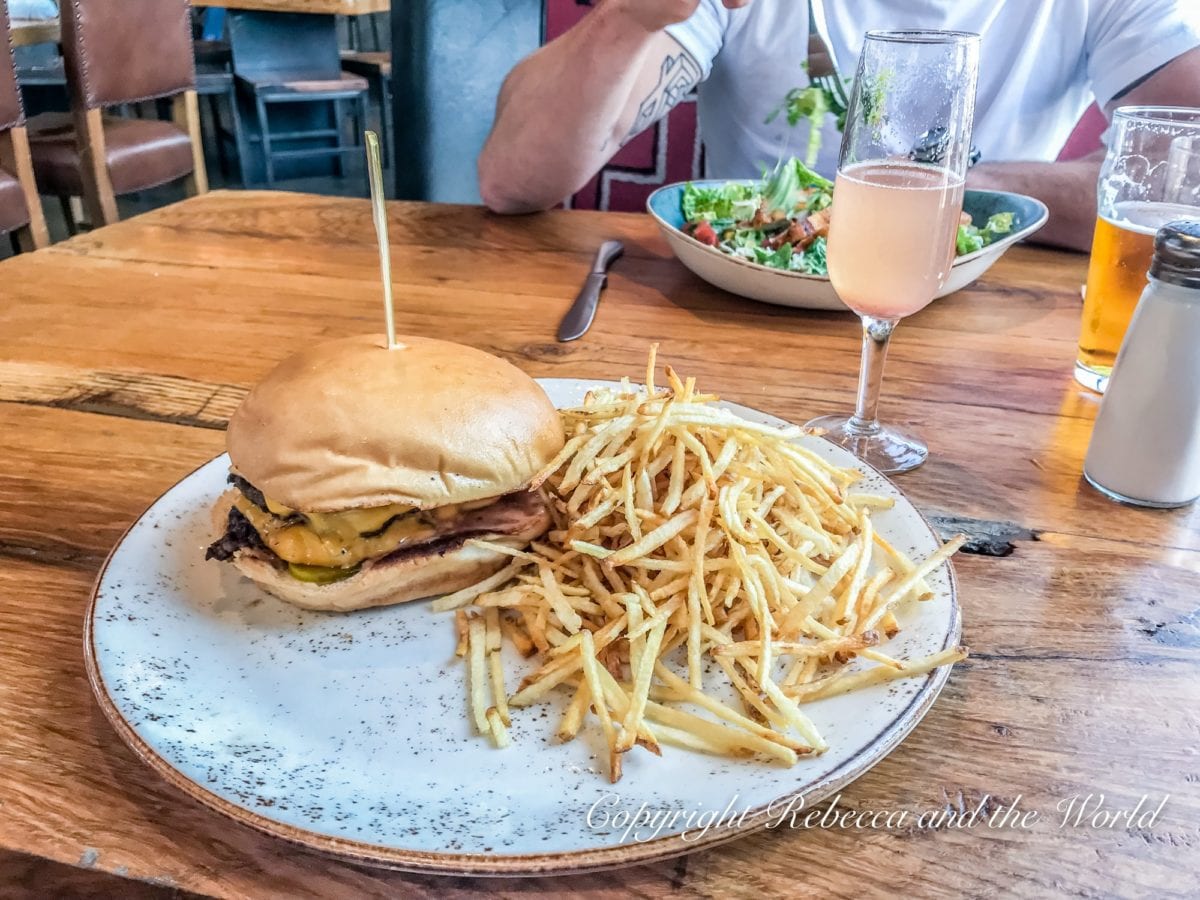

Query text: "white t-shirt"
[666, 0, 1200, 178]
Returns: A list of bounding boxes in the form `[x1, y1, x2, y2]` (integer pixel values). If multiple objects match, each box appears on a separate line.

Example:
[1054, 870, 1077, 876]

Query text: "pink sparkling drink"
[827, 160, 965, 318]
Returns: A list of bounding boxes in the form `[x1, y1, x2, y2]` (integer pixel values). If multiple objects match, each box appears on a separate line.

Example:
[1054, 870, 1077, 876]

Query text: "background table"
[10, 17, 60, 47]
[194, 0, 388, 11]
[0, 191, 1196, 896]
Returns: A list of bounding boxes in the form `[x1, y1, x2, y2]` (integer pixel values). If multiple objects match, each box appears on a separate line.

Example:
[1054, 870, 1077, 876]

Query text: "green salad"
[956, 212, 1016, 255]
[680, 157, 1015, 277]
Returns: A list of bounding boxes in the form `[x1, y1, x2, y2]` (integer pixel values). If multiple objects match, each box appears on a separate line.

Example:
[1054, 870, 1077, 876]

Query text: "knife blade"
[557, 240, 624, 342]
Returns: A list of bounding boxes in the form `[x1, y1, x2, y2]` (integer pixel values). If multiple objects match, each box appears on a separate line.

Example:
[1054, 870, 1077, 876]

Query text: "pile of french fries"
[436, 348, 966, 782]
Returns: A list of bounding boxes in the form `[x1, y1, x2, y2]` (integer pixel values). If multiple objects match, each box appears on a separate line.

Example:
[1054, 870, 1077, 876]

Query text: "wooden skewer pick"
[365, 130, 398, 350]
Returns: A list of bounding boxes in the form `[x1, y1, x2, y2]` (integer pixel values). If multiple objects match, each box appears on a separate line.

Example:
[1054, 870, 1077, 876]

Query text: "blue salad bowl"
[646, 180, 1049, 311]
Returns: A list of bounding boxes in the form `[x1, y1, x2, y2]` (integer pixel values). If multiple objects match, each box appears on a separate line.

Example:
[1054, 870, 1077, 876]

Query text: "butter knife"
[557, 240, 624, 342]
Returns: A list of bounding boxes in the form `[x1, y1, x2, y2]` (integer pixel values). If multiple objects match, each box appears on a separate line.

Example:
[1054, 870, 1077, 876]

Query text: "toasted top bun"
[226, 334, 563, 511]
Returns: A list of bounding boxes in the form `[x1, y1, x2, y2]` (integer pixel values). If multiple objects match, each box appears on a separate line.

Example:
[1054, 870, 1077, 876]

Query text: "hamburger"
[206, 334, 563, 612]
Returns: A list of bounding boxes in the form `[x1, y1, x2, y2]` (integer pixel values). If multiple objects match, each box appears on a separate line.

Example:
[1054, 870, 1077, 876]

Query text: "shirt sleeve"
[1087, 0, 1200, 106]
[663, 0, 731, 80]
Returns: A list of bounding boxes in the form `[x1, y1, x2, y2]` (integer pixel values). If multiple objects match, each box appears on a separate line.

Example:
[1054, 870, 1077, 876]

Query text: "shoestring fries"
[438, 346, 967, 782]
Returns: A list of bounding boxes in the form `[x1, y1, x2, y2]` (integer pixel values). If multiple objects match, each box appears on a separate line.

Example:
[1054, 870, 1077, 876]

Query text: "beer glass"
[1076, 107, 1200, 393]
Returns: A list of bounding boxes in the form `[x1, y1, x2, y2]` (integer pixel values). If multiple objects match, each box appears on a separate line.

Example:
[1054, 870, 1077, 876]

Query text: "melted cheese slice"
[234, 496, 437, 568]
[262, 497, 418, 540]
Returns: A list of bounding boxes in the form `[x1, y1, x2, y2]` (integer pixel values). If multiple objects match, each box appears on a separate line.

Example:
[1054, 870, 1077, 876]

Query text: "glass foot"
[804, 415, 928, 475]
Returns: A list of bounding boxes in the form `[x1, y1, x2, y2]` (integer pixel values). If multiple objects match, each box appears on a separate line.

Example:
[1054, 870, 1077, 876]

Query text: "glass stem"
[849, 315, 899, 434]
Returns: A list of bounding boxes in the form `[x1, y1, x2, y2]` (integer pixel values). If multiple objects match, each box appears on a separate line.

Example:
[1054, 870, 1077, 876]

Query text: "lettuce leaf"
[762, 158, 833, 215]
[767, 78, 850, 165]
[796, 236, 828, 275]
[793, 158, 834, 192]
[681, 182, 757, 224]
[753, 243, 794, 270]
[725, 229, 766, 257]
[749, 237, 828, 275]
[955, 225, 984, 255]
[772, 86, 830, 167]
[956, 211, 1016, 256]
[982, 212, 1015, 242]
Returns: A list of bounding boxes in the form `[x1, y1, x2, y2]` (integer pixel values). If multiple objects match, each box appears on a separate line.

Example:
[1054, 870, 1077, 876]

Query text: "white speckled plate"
[85, 379, 960, 876]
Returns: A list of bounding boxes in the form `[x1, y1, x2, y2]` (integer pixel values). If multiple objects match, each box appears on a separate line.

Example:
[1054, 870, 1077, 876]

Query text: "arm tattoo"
[619, 51, 702, 147]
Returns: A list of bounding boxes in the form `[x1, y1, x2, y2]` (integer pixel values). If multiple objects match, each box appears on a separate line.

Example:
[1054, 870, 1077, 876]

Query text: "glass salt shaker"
[1084, 220, 1200, 507]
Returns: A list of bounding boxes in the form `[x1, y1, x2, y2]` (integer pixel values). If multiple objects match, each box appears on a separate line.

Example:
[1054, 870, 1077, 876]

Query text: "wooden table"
[193, 0, 388, 14]
[0, 190, 1196, 897]
[10, 17, 60, 47]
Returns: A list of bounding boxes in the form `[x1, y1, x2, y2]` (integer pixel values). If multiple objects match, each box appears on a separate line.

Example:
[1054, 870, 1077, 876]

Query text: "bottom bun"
[231, 537, 524, 613]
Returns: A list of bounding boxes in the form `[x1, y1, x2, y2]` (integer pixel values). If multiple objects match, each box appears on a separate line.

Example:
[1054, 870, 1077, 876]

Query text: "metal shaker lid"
[1150, 220, 1200, 289]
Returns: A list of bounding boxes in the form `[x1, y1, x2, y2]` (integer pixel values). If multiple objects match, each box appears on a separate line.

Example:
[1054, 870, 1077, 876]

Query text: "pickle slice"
[287, 562, 361, 584]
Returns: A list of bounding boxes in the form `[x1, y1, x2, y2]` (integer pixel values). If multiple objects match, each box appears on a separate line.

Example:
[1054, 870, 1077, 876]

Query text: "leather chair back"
[60, 0, 196, 109]
[0, 0, 26, 130]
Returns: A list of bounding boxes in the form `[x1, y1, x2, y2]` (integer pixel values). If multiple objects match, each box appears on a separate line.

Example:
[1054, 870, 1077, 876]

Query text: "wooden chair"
[339, 11, 389, 163]
[27, 0, 207, 230]
[12, 42, 67, 119]
[340, 50, 391, 167]
[345, 11, 383, 53]
[229, 11, 368, 188]
[0, 0, 49, 250]
[193, 14, 247, 187]
[194, 62, 246, 188]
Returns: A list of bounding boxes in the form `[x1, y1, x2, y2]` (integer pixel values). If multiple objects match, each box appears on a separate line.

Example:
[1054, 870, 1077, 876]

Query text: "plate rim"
[83, 379, 962, 876]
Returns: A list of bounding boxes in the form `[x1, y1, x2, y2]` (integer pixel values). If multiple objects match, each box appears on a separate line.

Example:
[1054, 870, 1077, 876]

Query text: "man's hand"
[479, 0, 755, 214]
[611, 0, 752, 34]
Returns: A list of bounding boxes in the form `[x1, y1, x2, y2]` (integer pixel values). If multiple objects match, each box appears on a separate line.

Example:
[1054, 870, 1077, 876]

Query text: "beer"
[1077, 201, 1199, 389]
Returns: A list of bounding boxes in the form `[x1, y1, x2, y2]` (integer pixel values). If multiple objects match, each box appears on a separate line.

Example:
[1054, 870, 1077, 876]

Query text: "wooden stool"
[230, 10, 370, 189]
[340, 50, 390, 168]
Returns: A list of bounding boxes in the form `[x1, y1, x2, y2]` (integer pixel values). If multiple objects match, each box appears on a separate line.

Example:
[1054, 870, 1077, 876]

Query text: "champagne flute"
[806, 30, 980, 474]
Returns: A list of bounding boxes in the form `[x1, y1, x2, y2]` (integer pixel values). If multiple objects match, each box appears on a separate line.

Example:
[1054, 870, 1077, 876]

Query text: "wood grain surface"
[191, 0, 388, 15]
[0, 190, 1196, 897]
[10, 17, 60, 48]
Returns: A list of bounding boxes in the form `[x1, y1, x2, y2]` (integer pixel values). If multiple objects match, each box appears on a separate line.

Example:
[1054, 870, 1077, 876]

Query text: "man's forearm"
[967, 155, 1103, 253]
[966, 45, 1200, 254]
[478, 4, 666, 214]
